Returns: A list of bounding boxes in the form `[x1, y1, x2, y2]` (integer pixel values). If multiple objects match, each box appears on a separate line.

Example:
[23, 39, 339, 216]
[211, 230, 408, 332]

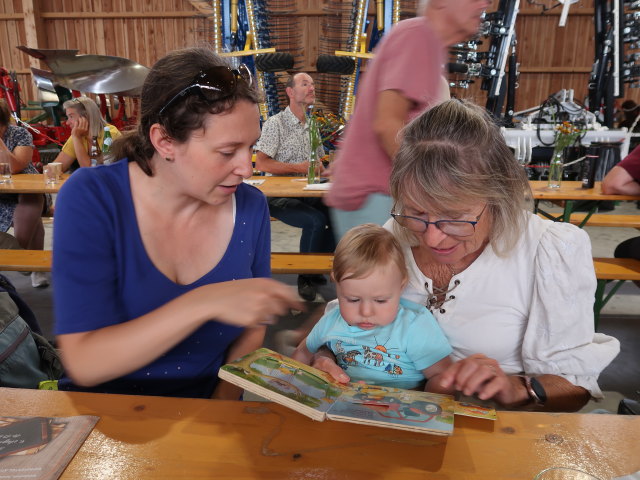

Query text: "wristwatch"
[519, 375, 547, 407]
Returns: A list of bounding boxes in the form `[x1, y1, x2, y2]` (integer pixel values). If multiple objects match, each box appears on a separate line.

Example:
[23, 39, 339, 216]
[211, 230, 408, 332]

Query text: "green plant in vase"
[306, 106, 322, 184]
[549, 121, 582, 188]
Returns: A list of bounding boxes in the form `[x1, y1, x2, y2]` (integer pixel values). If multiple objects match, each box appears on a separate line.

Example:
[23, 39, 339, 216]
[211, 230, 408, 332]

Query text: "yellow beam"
[219, 48, 276, 57]
[334, 50, 374, 60]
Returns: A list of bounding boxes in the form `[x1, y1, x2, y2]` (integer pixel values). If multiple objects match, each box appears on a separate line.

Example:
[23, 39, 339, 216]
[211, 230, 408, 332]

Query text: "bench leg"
[593, 279, 626, 331]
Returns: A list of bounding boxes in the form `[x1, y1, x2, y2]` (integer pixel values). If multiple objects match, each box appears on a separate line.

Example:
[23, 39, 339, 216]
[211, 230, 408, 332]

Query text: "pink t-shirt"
[325, 16, 446, 211]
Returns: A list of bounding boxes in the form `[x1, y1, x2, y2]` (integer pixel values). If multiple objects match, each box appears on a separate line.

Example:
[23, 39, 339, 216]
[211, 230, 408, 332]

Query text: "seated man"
[255, 73, 335, 301]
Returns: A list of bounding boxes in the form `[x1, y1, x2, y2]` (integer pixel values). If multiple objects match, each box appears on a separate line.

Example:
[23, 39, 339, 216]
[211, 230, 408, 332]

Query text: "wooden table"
[250, 176, 325, 198]
[2, 388, 639, 479]
[530, 181, 640, 222]
[0, 174, 68, 194]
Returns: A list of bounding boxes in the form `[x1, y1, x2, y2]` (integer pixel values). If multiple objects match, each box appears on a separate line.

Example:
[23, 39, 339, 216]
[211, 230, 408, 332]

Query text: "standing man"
[255, 73, 335, 301]
[325, 0, 491, 239]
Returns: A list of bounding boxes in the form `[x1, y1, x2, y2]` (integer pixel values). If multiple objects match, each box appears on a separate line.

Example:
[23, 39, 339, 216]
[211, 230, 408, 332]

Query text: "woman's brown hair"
[110, 47, 261, 176]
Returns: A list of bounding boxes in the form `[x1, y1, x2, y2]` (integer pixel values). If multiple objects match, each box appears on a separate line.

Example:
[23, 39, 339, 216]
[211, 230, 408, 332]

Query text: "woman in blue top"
[53, 47, 301, 398]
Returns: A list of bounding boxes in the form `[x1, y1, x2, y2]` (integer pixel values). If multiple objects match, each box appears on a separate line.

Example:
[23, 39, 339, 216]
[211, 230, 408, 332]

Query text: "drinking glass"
[0, 163, 11, 184]
[44, 164, 60, 185]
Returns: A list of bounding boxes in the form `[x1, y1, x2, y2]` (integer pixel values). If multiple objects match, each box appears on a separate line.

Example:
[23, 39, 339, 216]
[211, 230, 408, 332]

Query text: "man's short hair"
[286, 73, 298, 89]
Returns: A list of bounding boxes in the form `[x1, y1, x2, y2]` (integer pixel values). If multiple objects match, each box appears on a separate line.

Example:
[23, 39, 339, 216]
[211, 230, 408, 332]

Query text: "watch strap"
[518, 375, 546, 407]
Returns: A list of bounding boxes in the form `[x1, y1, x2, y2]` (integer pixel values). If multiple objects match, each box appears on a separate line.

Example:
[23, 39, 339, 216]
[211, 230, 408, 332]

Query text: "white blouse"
[385, 213, 620, 398]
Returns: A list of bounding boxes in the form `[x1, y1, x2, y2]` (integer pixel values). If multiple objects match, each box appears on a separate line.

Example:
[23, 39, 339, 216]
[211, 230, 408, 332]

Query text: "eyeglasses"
[158, 64, 252, 117]
[390, 205, 487, 237]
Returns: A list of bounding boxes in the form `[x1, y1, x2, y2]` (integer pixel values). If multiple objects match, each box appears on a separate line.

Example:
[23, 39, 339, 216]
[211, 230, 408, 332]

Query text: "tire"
[316, 55, 355, 75]
[255, 53, 294, 73]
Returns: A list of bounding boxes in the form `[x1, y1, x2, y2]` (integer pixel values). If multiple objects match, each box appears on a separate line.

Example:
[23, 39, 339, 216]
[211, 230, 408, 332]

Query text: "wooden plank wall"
[1, 0, 639, 120]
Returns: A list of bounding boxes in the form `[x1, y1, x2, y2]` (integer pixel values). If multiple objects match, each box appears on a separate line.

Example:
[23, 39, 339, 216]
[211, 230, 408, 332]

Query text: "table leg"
[562, 200, 574, 223]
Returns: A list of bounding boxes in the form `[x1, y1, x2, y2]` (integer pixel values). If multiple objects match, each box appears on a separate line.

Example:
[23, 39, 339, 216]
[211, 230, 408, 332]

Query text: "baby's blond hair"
[332, 224, 407, 283]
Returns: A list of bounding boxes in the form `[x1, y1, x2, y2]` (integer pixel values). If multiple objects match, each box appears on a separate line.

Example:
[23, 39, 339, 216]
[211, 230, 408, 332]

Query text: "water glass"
[0, 163, 11, 184]
[49, 162, 63, 181]
[44, 163, 61, 185]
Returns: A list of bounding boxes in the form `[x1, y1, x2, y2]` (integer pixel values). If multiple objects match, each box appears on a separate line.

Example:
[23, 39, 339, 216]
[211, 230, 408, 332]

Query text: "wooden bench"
[538, 212, 640, 229]
[0, 250, 333, 275]
[1, 250, 635, 329]
[593, 257, 640, 329]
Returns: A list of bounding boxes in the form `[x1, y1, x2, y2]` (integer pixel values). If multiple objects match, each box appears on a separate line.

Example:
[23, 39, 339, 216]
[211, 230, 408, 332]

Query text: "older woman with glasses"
[314, 99, 619, 412]
[52, 47, 301, 398]
[54, 96, 121, 172]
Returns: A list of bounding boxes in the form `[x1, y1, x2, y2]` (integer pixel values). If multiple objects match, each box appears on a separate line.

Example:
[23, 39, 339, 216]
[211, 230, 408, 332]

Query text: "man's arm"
[372, 89, 415, 160]
[254, 150, 310, 175]
[602, 166, 640, 195]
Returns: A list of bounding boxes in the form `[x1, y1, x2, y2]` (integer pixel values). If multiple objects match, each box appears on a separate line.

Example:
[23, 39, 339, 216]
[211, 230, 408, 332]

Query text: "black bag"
[0, 274, 63, 388]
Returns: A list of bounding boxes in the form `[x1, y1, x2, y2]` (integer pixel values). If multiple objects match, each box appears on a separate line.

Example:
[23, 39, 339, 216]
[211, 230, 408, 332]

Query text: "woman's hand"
[198, 278, 304, 328]
[71, 117, 89, 138]
[439, 354, 529, 407]
[310, 346, 350, 383]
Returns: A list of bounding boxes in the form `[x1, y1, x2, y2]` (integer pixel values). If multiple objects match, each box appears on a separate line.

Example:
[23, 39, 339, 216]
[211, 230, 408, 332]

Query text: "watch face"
[530, 377, 547, 403]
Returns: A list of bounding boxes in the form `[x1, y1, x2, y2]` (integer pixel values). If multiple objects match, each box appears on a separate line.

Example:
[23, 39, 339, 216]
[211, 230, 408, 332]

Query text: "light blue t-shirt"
[305, 298, 452, 389]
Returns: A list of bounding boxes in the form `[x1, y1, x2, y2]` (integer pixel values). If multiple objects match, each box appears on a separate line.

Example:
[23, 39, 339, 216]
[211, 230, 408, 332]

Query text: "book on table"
[218, 348, 496, 436]
[0, 414, 99, 480]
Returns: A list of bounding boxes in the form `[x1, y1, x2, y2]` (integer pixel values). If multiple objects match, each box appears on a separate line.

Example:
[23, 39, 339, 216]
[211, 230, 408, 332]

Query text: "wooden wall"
[1, 0, 638, 120]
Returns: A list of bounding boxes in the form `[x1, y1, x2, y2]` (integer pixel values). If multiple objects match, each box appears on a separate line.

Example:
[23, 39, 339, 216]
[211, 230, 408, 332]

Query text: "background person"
[255, 73, 335, 301]
[0, 99, 48, 288]
[292, 224, 453, 392]
[602, 146, 640, 283]
[325, 0, 488, 240]
[53, 47, 301, 399]
[54, 96, 121, 172]
[314, 99, 620, 411]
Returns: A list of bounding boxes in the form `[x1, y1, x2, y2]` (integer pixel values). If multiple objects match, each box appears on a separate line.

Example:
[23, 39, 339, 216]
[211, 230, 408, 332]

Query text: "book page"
[326, 384, 456, 436]
[219, 348, 348, 421]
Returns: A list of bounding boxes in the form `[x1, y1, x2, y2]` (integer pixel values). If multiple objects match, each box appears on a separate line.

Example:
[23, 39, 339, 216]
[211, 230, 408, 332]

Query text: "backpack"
[0, 274, 63, 389]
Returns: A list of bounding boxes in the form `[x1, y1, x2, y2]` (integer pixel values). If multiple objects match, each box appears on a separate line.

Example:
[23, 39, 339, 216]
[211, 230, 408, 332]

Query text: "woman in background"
[0, 99, 48, 288]
[54, 96, 121, 171]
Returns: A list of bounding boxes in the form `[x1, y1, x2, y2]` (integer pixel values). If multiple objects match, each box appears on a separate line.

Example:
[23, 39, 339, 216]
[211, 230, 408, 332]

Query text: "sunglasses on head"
[158, 64, 252, 117]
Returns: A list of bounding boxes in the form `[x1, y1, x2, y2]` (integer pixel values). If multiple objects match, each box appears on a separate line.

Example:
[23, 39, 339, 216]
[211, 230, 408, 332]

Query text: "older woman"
[54, 96, 121, 172]
[0, 99, 48, 288]
[316, 99, 619, 411]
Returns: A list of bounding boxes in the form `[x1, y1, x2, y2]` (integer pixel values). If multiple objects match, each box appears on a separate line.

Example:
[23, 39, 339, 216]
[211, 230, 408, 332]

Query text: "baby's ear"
[330, 273, 336, 283]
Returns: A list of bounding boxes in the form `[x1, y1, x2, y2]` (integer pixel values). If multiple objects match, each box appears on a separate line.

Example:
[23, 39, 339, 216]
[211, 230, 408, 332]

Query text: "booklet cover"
[0, 415, 99, 480]
[219, 348, 495, 435]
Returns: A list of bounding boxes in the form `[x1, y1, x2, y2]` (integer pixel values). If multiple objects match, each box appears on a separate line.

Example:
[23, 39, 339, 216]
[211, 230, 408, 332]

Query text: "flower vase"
[307, 150, 320, 185]
[307, 109, 322, 185]
[548, 150, 564, 189]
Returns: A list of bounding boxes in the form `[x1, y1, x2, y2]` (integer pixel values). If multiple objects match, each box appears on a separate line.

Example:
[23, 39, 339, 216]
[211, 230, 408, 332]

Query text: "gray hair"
[62, 97, 107, 138]
[389, 99, 532, 256]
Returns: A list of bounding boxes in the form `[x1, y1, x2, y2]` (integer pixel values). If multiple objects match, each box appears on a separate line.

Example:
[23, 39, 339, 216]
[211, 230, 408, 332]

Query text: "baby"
[293, 224, 454, 392]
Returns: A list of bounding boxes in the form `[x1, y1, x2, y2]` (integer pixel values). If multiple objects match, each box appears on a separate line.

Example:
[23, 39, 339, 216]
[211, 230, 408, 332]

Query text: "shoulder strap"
[0, 274, 43, 335]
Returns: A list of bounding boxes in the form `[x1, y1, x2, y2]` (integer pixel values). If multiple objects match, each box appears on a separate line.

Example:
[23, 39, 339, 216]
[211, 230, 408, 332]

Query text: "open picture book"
[218, 348, 496, 436]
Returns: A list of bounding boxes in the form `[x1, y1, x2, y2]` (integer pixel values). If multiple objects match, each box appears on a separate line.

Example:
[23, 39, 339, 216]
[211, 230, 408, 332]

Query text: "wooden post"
[21, 0, 46, 70]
